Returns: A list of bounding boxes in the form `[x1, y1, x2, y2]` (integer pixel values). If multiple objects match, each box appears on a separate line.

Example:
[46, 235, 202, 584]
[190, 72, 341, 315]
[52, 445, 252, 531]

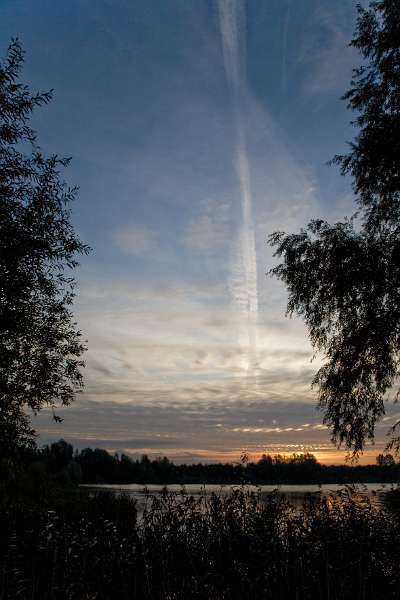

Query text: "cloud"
[230, 423, 328, 434]
[74, 273, 317, 395]
[182, 198, 230, 253]
[32, 397, 395, 464]
[299, 2, 358, 96]
[114, 224, 158, 256]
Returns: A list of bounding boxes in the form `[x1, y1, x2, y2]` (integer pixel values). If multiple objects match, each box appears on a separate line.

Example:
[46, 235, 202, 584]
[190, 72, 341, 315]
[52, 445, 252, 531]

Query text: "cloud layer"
[3, 0, 389, 463]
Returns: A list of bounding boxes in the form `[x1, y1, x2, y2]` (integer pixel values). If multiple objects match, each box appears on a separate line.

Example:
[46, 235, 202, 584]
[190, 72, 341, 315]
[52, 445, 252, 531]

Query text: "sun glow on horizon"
[101, 445, 383, 467]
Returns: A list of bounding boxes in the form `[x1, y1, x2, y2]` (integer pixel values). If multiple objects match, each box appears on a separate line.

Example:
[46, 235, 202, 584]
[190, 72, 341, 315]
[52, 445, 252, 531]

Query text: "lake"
[82, 482, 398, 513]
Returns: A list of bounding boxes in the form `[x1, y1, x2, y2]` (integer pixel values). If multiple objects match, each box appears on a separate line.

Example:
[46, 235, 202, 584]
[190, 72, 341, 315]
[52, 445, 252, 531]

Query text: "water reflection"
[82, 482, 397, 515]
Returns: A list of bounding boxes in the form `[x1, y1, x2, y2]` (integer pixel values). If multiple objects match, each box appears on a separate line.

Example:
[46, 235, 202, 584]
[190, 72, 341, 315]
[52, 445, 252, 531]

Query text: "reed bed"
[0, 487, 399, 599]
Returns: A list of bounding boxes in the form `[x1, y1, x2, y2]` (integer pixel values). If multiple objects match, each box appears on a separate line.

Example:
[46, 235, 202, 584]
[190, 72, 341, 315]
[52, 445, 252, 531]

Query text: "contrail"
[281, 0, 291, 95]
[218, 0, 258, 372]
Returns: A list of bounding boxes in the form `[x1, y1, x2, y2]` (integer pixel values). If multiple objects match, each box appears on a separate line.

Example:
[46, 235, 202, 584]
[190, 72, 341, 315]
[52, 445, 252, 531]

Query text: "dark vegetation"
[1, 487, 400, 599]
[0, 39, 89, 461]
[2, 438, 400, 599]
[269, 0, 400, 455]
[6, 439, 400, 487]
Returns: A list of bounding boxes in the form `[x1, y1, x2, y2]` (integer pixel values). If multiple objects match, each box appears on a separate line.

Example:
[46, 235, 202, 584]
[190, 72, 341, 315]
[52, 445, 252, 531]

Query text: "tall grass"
[0, 488, 399, 599]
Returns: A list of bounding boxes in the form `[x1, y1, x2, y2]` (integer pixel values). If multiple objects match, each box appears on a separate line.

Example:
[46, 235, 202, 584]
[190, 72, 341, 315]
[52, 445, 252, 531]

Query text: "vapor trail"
[218, 0, 258, 372]
[281, 0, 291, 94]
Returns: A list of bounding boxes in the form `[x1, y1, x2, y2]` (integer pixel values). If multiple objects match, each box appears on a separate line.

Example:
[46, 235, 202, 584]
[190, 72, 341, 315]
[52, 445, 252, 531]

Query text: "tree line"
[24, 439, 400, 486]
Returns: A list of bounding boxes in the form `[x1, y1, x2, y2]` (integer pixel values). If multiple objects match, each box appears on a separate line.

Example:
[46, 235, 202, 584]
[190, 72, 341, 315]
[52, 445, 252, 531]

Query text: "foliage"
[0, 40, 89, 456]
[269, 0, 400, 454]
[376, 452, 395, 467]
[0, 488, 399, 599]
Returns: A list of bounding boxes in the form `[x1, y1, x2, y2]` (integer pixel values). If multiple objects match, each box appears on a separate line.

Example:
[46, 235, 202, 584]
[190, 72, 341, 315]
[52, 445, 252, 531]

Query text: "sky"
[1, 0, 398, 464]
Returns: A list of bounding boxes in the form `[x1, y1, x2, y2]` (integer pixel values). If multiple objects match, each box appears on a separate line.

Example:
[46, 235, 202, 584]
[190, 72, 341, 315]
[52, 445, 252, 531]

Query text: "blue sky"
[2, 0, 396, 463]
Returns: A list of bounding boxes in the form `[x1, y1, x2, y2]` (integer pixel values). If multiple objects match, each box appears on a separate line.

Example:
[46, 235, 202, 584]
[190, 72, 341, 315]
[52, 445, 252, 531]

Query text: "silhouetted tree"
[48, 439, 73, 470]
[0, 40, 89, 458]
[376, 453, 395, 467]
[269, 0, 400, 454]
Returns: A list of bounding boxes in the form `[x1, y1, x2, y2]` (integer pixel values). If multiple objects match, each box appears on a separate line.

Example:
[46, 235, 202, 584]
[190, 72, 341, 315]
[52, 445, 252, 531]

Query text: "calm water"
[82, 482, 398, 513]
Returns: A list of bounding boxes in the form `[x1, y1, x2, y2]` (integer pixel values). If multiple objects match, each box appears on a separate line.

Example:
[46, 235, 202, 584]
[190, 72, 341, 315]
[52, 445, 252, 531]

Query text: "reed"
[0, 487, 399, 599]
